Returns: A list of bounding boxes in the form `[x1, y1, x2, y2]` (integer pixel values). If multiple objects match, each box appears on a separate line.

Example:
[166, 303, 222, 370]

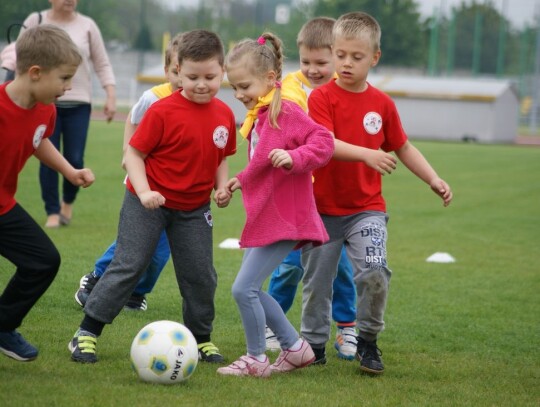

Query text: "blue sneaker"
[0, 330, 38, 361]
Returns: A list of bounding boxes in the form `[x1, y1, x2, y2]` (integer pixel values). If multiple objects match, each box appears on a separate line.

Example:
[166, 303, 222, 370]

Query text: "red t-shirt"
[0, 83, 56, 215]
[127, 91, 237, 211]
[308, 80, 407, 216]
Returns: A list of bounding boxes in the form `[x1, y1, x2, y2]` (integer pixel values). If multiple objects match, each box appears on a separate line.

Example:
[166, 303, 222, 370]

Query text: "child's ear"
[28, 65, 42, 81]
[266, 70, 277, 85]
[371, 50, 381, 67]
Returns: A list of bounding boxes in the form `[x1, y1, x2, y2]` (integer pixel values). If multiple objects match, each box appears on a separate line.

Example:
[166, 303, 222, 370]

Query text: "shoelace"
[78, 335, 97, 354]
[198, 342, 219, 355]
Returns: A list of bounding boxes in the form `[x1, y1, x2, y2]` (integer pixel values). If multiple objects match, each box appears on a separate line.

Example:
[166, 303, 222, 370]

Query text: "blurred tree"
[312, 0, 426, 67]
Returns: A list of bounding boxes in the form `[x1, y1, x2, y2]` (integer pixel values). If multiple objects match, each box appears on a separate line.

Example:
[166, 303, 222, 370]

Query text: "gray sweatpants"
[84, 191, 217, 337]
[301, 211, 391, 346]
[232, 240, 299, 356]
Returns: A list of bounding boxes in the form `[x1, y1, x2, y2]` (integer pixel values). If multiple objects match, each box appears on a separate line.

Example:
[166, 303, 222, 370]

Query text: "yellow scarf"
[151, 82, 173, 99]
[291, 70, 312, 89]
[239, 73, 308, 139]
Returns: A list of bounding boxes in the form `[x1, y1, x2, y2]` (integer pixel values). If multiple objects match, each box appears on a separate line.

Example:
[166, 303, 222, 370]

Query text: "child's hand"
[138, 191, 166, 209]
[213, 188, 231, 208]
[226, 177, 241, 193]
[269, 149, 293, 169]
[72, 168, 95, 188]
[364, 149, 397, 175]
[430, 178, 453, 207]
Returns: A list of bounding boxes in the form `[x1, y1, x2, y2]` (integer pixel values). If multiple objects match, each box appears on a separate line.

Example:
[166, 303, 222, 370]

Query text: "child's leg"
[83, 191, 165, 325]
[331, 245, 357, 324]
[267, 249, 303, 313]
[93, 241, 117, 277]
[344, 212, 391, 341]
[0, 204, 60, 331]
[301, 215, 343, 349]
[165, 204, 217, 341]
[232, 241, 298, 356]
[132, 230, 170, 296]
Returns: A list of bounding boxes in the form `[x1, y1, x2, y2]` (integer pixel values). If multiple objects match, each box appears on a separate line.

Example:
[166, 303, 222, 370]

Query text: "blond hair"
[225, 32, 284, 129]
[333, 12, 381, 52]
[297, 17, 335, 50]
[165, 33, 184, 67]
[16, 24, 82, 74]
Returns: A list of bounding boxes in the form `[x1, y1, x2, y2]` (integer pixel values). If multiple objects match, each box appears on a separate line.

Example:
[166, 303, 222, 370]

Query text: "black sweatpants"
[0, 204, 60, 331]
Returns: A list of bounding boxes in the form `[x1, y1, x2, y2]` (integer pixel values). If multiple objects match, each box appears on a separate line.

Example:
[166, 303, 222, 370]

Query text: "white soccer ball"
[130, 320, 198, 384]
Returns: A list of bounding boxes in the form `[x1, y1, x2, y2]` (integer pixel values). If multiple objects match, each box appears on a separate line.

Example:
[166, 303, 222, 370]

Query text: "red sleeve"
[308, 88, 334, 133]
[129, 108, 163, 154]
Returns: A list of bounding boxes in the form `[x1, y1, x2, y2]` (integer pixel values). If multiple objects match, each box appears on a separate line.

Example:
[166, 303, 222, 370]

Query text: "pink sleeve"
[88, 19, 115, 88]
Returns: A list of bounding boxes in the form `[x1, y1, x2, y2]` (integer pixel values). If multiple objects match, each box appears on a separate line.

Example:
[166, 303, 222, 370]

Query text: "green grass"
[1, 121, 539, 406]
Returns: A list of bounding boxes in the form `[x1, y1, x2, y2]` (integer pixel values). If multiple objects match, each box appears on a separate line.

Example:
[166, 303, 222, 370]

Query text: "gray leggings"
[301, 211, 392, 346]
[85, 191, 217, 337]
[232, 240, 299, 356]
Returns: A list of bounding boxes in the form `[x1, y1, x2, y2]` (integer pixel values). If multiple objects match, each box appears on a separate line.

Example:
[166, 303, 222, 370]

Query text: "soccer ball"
[130, 320, 198, 384]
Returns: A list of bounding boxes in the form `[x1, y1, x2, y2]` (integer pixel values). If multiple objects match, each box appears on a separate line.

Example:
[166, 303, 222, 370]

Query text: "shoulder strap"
[6, 12, 43, 43]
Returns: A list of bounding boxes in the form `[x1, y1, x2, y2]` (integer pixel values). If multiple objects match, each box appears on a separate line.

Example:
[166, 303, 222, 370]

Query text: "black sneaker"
[68, 329, 97, 363]
[124, 295, 147, 311]
[356, 337, 384, 374]
[74, 272, 100, 307]
[197, 342, 224, 363]
[0, 330, 38, 361]
[310, 346, 327, 365]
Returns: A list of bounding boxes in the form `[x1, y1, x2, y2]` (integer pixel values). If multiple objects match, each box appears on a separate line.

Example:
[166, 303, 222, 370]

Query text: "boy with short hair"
[302, 12, 453, 374]
[0, 25, 94, 361]
[68, 29, 237, 364]
[266, 17, 359, 362]
[74, 33, 184, 311]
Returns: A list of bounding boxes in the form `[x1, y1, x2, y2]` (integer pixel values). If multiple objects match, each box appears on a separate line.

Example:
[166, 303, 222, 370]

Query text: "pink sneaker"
[270, 339, 315, 373]
[216, 355, 271, 378]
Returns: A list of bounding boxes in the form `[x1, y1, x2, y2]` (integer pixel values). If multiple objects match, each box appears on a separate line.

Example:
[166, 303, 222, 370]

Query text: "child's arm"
[124, 145, 165, 209]
[395, 141, 453, 207]
[213, 159, 232, 208]
[333, 137, 397, 175]
[34, 139, 94, 188]
[121, 110, 137, 169]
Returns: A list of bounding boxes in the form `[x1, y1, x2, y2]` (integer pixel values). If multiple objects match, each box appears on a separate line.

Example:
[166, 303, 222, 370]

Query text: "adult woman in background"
[21, 0, 116, 228]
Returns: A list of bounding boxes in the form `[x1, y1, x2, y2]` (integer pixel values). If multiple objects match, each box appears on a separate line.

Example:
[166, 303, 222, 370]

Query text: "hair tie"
[257, 36, 266, 45]
[275, 81, 282, 89]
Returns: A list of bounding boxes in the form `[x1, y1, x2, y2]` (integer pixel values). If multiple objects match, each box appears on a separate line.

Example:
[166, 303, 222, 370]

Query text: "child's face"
[165, 52, 181, 91]
[33, 63, 78, 105]
[299, 45, 334, 89]
[178, 57, 224, 104]
[226, 60, 275, 110]
[333, 34, 380, 92]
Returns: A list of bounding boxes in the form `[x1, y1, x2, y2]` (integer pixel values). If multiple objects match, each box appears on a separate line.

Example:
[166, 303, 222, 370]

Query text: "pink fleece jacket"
[237, 100, 334, 248]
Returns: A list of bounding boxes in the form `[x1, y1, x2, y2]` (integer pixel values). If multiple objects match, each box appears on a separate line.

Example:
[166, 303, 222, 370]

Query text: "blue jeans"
[267, 245, 356, 323]
[39, 104, 91, 215]
[94, 231, 170, 296]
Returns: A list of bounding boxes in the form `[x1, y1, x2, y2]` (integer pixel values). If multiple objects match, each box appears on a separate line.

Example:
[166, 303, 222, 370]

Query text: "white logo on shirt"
[363, 112, 382, 135]
[33, 125, 47, 149]
[213, 125, 229, 149]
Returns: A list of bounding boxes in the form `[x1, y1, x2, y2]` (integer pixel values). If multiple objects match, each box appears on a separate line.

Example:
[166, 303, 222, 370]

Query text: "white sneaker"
[265, 327, 281, 352]
[334, 326, 357, 360]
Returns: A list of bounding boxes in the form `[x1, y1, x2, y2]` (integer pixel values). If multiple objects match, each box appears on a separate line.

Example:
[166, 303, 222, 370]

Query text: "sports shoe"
[0, 330, 38, 361]
[68, 329, 97, 363]
[124, 295, 147, 311]
[198, 342, 224, 363]
[334, 326, 358, 361]
[311, 346, 327, 365]
[265, 326, 281, 352]
[74, 272, 100, 307]
[270, 339, 315, 373]
[217, 355, 271, 378]
[356, 337, 384, 374]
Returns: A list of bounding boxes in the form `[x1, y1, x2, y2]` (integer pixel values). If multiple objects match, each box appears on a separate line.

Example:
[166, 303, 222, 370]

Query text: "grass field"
[1, 120, 539, 407]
